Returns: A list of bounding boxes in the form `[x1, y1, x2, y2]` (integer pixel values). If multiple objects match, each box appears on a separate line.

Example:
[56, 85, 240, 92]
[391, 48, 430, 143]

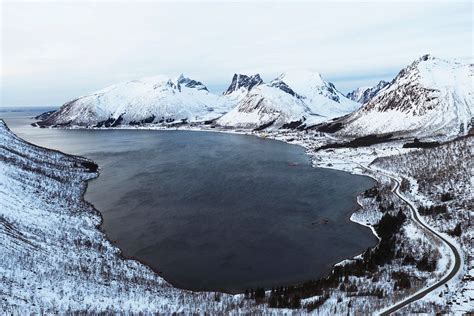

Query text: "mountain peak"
[175, 74, 208, 91]
[224, 74, 263, 95]
[346, 80, 390, 104]
[418, 54, 435, 62]
[338, 56, 472, 137]
[270, 70, 344, 103]
[277, 70, 325, 87]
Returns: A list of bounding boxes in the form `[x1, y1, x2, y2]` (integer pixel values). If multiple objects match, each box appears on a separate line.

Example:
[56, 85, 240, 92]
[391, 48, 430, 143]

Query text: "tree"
[449, 223, 462, 237]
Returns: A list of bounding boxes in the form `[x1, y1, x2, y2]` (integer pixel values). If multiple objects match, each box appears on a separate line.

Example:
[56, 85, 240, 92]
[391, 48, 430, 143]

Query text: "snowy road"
[374, 171, 462, 315]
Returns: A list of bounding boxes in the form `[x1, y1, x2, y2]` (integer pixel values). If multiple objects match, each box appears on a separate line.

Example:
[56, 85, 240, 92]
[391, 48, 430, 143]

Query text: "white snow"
[45, 75, 236, 126]
[218, 71, 359, 129]
[340, 55, 473, 138]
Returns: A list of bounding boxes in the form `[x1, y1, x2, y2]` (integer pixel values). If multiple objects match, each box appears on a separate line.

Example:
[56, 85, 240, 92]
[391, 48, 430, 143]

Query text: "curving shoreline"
[80, 126, 379, 294]
[1, 119, 379, 297]
[2, 117, 466, 314]
[0, 119, 255, 313]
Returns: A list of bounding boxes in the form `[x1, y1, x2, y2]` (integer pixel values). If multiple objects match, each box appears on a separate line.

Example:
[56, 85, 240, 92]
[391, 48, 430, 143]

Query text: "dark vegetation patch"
[313, 121, 344, 133]
[1, 152, 65, 183]
[168, 119, 189, 127]
[415, 254, 437, 272]
[95, 114, 124, 128]
[418, 204, 447, 216]
[392, 272, 411, 290]
[204, 119, 216, 125]
[316, 134, 394, 151]
[253, 119, 276, 131]
[129, 115, 155, 126]
[363, 187, 379, 198]
[440, 192, 454, 202]
[304, 294, 330, 311]
[81, 161, 98, 173]
[280, 119, 307, 130]
[403, 138, 440, 148]
[399, 178, 410, 192]
[449, 223, 462, 237]
[34, 110, 56, 121]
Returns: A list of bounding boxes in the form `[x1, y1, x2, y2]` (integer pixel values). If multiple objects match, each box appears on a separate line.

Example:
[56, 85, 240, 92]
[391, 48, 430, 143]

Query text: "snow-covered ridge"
[346, 80, 389, 104]
[37, 70, 359, 130]
[338, 55, 473, 138]
[217, 70, 360, 129]
[39, 74, 234, 127]
[37, 55, 472, 137]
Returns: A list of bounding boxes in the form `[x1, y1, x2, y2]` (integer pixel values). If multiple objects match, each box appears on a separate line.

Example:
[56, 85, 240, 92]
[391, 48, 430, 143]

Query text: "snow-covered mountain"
[337, 55, 473, 138]
[224, 73, 263, 96]
[38, 75, 233, 127]
[221, 73, 264, 105]
[217, 70, 360, 129]
[346, 80, 389, 104]
[217, 84, 313, 129]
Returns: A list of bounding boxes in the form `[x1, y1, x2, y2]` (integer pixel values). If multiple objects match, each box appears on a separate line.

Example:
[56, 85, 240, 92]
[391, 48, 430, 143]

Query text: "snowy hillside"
[217, 84, 314, 129]
[346, 80, 389, 104]
[0, 119, 272, 313]
[38, 75, 234, 127]
[338, 55, 473, 138]
[218, 71, 360, 129]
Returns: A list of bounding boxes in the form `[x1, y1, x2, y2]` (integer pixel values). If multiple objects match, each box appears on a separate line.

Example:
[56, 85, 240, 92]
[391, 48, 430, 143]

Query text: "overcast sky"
[1, 1, 472, 107]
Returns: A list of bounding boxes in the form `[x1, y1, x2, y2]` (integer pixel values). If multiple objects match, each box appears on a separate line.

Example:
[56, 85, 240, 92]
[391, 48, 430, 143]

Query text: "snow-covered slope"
[222, 73, 264, 105]
[346, 80, 389, 104]
[338, 55, 473, 138]
[39, 75, 233, 127]
[0, 119, 270, 313]
[217, 84, 314, 129]
[218, 70, 360, 129]
[272, 71, 360, 118]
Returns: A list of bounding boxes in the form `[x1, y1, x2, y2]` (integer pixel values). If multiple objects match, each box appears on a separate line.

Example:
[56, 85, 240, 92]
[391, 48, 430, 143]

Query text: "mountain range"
[37, 55, 473, 138]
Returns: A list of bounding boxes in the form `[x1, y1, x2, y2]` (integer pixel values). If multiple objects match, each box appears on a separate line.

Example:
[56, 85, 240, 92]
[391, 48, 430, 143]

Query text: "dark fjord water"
[2, 109, 377, 293]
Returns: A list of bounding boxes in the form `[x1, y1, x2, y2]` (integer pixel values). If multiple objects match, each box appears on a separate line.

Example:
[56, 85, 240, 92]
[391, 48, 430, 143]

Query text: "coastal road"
[367, 169, 462, 315]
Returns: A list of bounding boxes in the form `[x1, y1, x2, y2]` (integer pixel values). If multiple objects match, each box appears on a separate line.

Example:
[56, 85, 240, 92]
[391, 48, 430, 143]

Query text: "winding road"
[362, 167, 462, 315]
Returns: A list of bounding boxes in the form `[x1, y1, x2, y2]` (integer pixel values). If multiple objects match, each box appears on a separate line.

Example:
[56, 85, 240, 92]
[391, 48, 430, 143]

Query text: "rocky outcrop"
[223, 74, 263, 95]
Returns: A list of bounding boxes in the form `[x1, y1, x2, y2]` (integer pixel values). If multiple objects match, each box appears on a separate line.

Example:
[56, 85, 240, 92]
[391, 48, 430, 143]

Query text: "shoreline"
[45, 122, 383, 293]
[7, 115, 383, 295]
[3, 116, 467, 313]
[1, 119, 257, 313]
